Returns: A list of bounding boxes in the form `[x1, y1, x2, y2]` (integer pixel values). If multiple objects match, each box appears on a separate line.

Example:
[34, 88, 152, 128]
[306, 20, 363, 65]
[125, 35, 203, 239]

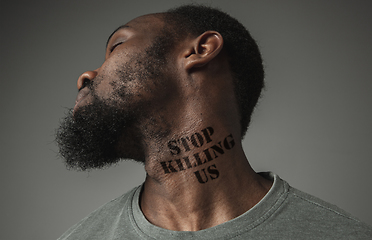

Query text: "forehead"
[106, 14, 164, 47]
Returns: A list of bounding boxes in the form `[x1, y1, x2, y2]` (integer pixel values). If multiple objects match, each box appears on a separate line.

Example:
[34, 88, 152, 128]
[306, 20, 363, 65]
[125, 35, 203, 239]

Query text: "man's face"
[76, 15, 172, 112]
[56, 15, 177, 170]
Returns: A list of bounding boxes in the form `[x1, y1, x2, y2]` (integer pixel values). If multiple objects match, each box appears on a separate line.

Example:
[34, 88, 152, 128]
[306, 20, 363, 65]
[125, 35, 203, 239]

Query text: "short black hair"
[163, 5, 264, 138]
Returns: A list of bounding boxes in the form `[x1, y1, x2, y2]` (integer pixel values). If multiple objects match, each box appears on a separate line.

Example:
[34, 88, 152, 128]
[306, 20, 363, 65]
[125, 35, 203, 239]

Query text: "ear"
[183, 31, 224, 71]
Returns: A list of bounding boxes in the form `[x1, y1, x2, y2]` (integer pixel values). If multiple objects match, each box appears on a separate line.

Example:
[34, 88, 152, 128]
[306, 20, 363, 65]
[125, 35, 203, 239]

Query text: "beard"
[55, 96, 145, 171]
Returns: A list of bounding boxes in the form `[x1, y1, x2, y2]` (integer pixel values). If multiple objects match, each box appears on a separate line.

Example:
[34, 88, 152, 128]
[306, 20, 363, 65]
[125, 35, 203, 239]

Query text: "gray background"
[1, 0, 371, 239]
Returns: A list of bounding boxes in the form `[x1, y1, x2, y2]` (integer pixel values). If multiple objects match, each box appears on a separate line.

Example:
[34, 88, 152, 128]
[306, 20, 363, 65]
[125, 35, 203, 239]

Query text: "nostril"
[78, 78, 91, 91]
[81, 78, 90, 90]
[77, 70, 98, 91]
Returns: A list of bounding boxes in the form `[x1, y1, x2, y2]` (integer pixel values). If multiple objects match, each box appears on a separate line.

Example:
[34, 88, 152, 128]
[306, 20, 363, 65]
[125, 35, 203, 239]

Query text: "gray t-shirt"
[58, 172, 372, 239]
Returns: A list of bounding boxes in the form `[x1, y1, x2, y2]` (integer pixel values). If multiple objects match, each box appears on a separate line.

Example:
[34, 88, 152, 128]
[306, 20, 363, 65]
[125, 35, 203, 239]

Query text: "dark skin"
[75, 14, 272, 231]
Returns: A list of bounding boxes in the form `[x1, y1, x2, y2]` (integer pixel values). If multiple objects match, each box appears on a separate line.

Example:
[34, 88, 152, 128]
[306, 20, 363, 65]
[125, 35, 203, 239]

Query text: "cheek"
[93, 64, 131, 101]
[94, 71, 145, 105]
[90, 70, 115, 97]
[93, 52, 169, 105]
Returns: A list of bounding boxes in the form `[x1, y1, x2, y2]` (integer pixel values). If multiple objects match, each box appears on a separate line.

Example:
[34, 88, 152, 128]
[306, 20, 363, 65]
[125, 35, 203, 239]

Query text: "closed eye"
[110, 42, 123, 53]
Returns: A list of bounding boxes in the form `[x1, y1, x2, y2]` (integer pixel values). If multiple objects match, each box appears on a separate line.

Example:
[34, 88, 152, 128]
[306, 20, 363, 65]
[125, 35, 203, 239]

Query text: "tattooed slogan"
[160, 127, 235, 184]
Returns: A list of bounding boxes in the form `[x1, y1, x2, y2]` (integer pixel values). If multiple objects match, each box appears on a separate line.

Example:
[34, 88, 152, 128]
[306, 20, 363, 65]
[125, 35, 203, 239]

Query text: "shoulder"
[255, 173, 372, 239]
[57, 185, 141, 240]
[280, 183, 372, 239]
[288, 187, 358, 220]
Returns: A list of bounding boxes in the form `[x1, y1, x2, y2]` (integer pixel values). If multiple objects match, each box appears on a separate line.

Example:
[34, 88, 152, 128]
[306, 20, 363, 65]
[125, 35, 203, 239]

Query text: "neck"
[134, 69, 272, 231]
[140, 123, 272, 231]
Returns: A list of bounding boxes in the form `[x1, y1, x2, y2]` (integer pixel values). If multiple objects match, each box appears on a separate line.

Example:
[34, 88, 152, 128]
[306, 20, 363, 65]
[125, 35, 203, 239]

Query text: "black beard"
[55, 96, 145, 171]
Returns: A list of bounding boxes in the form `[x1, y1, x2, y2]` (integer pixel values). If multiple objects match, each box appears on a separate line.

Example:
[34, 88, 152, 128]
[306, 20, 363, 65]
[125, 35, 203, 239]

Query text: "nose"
[77, 70, 98, 91]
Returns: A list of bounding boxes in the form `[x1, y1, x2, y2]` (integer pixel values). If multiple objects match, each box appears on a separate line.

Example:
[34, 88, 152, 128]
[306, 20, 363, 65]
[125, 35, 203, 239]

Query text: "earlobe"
[184, 31, 224, 71]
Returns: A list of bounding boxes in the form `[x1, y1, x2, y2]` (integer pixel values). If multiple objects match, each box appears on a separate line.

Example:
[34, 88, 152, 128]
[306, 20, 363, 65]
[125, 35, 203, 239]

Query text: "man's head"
[56, 5, 264, 171]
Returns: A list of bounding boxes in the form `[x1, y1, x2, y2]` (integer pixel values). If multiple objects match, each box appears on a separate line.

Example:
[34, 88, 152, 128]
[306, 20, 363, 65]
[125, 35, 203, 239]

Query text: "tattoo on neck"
[159, 126, 236, 184]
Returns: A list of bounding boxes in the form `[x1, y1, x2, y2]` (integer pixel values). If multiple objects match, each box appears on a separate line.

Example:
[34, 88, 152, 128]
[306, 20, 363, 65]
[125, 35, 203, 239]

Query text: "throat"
[139, 125, 272, 231]
[159, 130, 235, 182]
[144, 126, 236, 182]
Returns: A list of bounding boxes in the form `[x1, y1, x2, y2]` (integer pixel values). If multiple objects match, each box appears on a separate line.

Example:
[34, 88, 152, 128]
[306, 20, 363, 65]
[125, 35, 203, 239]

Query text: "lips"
[73, 87, 91, 113]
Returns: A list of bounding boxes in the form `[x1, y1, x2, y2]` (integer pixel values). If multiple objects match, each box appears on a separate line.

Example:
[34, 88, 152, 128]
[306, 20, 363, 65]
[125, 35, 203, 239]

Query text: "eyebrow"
[105, 25, 130, 48]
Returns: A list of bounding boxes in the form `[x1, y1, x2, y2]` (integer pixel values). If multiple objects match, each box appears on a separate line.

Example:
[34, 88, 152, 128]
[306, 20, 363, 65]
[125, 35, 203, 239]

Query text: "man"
[56, 5, 372, 239]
